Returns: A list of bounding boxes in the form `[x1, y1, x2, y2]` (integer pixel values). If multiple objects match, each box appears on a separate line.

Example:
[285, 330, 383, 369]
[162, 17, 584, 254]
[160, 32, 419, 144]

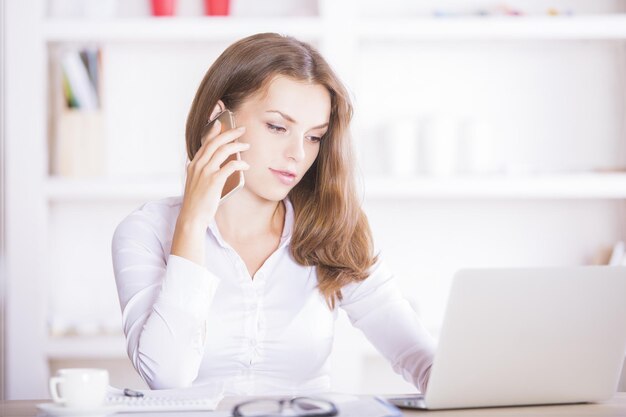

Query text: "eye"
[308, 130, 327, 143]
[266, 123, 286, 133]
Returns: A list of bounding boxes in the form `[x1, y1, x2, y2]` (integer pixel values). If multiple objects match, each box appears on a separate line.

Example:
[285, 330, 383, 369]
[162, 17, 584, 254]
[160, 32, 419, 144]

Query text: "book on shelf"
[79, 48, 100, 100]
[609, 241, 626, 266]
[52, 47, 105, 177]
[60, 48, 99, 110]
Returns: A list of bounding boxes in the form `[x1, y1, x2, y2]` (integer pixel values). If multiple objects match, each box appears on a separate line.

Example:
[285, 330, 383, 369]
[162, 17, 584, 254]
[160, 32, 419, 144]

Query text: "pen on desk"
[124, 388, 144, 398]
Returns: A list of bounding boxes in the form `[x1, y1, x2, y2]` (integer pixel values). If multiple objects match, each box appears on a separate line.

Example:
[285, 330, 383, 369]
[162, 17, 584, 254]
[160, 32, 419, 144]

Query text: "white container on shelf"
[457, 119, 500, 175]
[419, 115, 459, 176]
[83, 0, 118, 19]
[386, 117, 419, 177]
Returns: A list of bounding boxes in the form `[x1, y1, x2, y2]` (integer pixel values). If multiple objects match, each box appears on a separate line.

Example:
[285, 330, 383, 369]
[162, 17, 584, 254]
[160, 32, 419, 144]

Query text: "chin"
[266, 190, 291, 202]
[249, 177, 296, 202]
[251, 187, 290, 202]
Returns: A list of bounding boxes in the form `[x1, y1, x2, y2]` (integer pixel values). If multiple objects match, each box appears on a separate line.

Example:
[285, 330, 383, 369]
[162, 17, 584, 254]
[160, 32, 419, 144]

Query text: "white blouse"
[111, 196, 435, 395]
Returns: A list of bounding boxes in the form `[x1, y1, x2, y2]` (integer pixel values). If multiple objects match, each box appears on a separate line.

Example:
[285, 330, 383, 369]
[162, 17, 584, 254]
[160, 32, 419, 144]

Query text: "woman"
[112, 33, 435, 395]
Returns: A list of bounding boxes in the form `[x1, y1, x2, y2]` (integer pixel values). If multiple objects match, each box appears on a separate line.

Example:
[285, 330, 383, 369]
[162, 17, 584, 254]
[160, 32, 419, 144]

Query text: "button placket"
[237, 257, 251, 282]
[243, 286, 262, 369]
[249, 304, 260, 351]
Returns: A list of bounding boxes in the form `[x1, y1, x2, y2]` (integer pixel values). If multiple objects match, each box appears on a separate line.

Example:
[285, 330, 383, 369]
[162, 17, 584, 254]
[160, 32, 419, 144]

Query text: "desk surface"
[2, 393, 626, 417]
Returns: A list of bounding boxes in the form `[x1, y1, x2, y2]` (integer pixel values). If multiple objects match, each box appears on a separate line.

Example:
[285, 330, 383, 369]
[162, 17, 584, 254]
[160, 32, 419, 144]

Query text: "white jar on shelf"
[83, 0, 118, 19]
[386, 116, 419, 177]
[457, 119, 500, 175]
[419, 115, 459, 177]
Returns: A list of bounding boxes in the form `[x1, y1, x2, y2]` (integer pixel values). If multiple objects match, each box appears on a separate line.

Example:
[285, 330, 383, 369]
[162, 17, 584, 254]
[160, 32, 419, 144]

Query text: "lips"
[270, 168, 297, 185]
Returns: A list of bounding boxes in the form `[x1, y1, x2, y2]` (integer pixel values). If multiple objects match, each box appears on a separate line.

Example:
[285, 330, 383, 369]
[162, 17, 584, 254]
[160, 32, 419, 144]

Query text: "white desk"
[2, 393, 626, 417]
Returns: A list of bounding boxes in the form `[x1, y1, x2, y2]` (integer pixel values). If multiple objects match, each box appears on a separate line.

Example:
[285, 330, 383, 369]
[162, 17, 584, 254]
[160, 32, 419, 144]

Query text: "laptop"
[388, 266, 626, 410]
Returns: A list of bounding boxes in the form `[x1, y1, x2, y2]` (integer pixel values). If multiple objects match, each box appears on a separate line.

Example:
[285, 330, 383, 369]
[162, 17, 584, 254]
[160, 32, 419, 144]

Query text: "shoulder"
[112, 195, 183, 247]
[339, 250, 398, 306]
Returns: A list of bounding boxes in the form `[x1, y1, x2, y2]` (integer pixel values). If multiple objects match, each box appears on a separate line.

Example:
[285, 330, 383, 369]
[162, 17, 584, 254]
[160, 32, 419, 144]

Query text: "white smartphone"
[200, 109, 245, 203]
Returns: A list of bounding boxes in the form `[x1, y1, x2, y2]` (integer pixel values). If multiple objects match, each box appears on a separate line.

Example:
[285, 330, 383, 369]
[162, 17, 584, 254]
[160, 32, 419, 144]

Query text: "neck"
[215, 189, 285, 242]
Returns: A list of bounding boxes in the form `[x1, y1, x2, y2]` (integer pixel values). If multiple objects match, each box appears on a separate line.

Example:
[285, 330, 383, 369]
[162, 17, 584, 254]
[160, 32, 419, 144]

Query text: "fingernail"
[237, 126, 246, 131]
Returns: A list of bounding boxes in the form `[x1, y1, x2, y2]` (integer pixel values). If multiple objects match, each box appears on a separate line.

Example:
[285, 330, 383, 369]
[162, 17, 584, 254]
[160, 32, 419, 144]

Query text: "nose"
[285, 134, 306, 162]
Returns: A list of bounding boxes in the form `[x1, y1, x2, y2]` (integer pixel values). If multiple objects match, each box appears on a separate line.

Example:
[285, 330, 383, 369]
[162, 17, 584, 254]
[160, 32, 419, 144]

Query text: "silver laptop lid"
[425, 266, 626, 410]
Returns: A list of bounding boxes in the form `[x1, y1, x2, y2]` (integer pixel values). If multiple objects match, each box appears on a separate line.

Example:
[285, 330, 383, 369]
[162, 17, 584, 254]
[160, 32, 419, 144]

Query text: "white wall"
[5, 0, 49, 399]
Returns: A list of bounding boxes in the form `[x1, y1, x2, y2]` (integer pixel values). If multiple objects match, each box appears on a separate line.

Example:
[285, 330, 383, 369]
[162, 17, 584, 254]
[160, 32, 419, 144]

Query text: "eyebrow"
[266, 110, 329, 130]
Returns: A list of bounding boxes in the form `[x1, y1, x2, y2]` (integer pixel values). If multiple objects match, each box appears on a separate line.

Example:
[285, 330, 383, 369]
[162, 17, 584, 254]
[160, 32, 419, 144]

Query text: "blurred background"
[3, 0, 626, 400]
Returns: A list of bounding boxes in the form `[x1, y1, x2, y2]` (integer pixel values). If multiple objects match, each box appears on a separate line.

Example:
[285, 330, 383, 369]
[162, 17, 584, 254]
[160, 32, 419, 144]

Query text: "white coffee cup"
[49, 368, 109, 408]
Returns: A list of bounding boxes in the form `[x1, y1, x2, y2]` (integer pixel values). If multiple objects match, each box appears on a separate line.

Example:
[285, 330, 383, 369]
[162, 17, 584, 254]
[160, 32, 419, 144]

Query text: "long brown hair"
[185, 33, 378, 308]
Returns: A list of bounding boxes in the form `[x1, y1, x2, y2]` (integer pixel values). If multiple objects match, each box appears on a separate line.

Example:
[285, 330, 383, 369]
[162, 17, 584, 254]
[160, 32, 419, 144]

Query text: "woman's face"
[232, 75, 331, 202]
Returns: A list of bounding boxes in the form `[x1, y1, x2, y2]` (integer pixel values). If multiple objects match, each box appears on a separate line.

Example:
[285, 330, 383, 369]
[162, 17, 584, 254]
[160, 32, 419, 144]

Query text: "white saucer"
[36, 402, 119, 417]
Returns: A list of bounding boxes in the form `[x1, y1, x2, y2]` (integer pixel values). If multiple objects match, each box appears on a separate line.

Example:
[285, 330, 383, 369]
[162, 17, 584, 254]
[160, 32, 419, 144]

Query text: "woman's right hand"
[178, 119, 250, 229]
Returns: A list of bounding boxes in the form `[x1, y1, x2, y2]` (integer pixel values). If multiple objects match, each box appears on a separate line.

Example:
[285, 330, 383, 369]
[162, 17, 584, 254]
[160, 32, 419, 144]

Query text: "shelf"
[46, 176, 183, 202]
[43, 17, 326, 43]
[357, 15, 626, 40]
[46, 334, 127, 359]
[41, 15, 626, 46]
[362, 173, 626, 200]
[46, 173, 626, 201]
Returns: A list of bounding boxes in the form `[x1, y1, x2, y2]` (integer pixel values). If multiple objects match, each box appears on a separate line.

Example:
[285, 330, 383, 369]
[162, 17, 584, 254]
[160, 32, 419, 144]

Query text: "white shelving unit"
[6, 0, 626, 399]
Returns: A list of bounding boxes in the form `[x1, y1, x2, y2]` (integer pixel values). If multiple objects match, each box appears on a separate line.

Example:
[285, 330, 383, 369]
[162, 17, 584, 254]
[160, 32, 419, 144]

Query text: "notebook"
[388, 266, 626, 410]
[36, 384, 225, 416]
[105, 384, 224, 412]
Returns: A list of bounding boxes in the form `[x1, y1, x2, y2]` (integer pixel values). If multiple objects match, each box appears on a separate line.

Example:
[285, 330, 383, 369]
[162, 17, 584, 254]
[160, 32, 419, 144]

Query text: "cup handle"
[49, 376, 65, 404]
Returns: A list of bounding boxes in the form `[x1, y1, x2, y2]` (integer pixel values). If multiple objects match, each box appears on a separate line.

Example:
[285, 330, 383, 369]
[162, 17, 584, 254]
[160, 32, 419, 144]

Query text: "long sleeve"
[111, 209, 221, 389]
[339, 256, 436, 393]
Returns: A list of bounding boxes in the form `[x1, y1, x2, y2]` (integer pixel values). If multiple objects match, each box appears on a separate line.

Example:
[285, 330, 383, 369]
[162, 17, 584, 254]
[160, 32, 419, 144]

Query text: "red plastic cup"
[204, 0, 230, 16]
[151, 0, 176, 16]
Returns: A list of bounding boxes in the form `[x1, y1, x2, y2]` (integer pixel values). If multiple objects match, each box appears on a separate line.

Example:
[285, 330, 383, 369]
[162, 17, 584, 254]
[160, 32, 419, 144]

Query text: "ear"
[208, 100, 226, 122]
